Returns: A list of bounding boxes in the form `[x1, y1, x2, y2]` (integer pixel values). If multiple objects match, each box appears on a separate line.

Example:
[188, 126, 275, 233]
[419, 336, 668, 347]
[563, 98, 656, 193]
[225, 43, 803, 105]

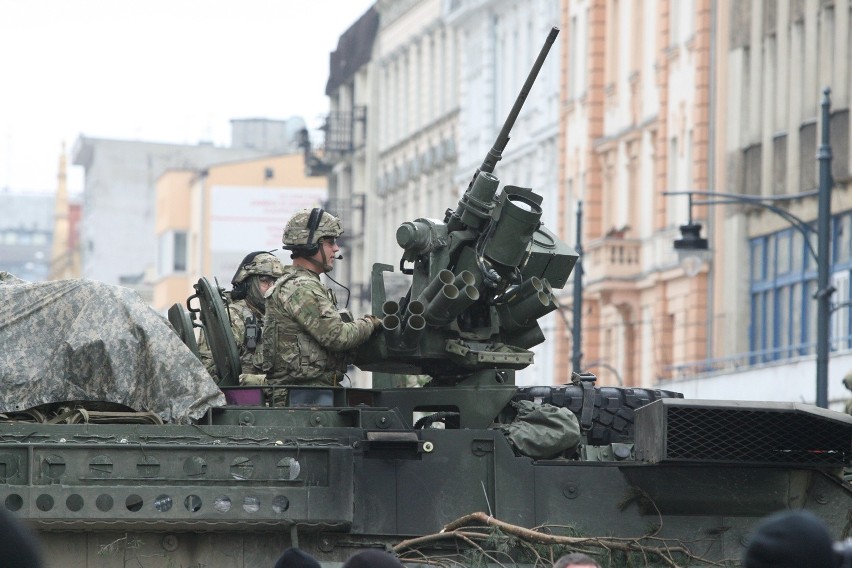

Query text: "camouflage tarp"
[0, 273, 225, 422]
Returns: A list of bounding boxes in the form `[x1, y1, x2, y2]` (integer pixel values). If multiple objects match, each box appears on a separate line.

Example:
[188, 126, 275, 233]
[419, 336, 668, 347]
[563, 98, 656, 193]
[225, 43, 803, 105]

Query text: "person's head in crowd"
[342, 549, 405, 568]
[743, 510, 835, 568]
[553, 552, 600, 568]
[273, 547, 321, 568]
[0, 507, 44, 568]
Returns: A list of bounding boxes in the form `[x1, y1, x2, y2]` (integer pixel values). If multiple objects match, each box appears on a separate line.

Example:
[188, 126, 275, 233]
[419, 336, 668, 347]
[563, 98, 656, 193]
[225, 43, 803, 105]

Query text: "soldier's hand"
[239, 373, 267, 386]
[366, 314, 384, 331]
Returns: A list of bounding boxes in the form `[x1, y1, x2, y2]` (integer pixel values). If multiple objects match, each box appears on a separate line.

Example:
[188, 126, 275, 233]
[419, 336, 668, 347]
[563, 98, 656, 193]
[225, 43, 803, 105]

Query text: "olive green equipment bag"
[502, 400, 581, 459]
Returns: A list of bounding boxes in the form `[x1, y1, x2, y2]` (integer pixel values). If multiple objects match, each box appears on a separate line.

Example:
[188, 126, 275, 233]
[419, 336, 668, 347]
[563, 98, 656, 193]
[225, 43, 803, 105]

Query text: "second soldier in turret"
[198, 251, 285, 380]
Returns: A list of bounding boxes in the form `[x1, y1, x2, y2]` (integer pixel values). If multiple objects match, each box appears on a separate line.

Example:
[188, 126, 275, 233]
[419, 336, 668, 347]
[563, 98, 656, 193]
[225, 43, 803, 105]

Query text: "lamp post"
[666, 88, 834, 408]
[572, 201, 583, 374]
[815, 87, 834, 409]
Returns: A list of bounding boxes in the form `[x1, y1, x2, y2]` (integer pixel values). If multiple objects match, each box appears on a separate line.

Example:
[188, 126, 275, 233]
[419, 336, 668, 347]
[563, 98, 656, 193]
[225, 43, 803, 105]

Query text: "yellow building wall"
[156, 170, 195, 233]
[153, 152, 327, 313]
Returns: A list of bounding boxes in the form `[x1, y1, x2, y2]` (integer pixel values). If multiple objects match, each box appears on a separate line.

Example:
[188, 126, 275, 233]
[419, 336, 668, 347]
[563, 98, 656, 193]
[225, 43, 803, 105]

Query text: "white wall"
[659, 351, 852, 413]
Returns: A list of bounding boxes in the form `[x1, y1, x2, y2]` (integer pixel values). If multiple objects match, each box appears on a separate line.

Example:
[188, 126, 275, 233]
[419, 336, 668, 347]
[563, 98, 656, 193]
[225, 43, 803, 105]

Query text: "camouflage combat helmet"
[282, 208, 343, 251]
[231, 252, 285, 285]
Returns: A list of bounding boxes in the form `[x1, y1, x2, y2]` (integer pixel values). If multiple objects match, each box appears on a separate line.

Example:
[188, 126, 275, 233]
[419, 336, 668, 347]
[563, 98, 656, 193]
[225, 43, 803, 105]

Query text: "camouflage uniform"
[198, 297, 264, 376]
[262, 265, 375, 396]
[197, 252, 285, 380]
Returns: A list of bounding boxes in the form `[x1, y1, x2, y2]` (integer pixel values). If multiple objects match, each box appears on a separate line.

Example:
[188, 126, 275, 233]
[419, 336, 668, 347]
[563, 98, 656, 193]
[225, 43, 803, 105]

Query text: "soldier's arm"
[287, 286, 374, 351]
[227, 304, 246, 349]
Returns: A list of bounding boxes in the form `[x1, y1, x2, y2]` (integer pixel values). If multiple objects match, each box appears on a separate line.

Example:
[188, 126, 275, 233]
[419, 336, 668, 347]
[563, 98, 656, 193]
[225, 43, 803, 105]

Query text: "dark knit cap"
[273, 547, 322, 568]
[0, 508, 43, 568]
[743, 510, 835, 568]
[342, 549, 405, 568]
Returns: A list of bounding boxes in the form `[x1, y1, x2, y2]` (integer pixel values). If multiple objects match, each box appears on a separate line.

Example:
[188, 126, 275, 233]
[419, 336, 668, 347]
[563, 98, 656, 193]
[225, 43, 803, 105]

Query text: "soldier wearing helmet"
[262, 208, 382, 404]
[198, 251, 285, 379]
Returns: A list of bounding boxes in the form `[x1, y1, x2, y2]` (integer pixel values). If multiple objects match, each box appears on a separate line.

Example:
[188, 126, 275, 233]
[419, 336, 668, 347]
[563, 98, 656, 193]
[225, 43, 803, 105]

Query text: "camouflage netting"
[0, 273, 225, 423]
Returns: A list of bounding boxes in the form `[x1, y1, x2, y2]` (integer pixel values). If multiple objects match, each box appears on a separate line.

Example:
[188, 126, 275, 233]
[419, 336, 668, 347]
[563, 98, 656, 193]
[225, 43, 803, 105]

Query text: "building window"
[750, 212, 852, 362]
[157, 230, 188, 277]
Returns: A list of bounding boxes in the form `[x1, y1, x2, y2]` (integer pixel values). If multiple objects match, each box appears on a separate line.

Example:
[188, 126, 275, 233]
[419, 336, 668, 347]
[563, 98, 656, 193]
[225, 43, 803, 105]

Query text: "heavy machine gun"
[357, 26, 577, 389]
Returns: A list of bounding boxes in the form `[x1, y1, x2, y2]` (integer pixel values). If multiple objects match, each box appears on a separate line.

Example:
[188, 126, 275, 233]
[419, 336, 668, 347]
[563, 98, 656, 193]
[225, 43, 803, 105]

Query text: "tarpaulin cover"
[0, 273, 225, 423]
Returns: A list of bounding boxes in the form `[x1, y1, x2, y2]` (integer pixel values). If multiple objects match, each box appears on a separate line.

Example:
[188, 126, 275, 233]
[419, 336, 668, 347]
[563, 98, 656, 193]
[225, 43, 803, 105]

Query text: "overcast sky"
[0, 0, 375, 194]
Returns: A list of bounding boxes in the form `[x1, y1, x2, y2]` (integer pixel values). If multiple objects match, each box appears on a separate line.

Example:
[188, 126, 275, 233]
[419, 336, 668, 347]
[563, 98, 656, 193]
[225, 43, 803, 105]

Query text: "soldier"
[262, 208, 382, 404]
[198, 251, 285, 380]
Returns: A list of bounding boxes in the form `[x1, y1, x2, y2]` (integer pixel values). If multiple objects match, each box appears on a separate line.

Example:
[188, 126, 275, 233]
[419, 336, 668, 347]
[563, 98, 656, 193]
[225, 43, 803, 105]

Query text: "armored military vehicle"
[0, 27, 849, 567]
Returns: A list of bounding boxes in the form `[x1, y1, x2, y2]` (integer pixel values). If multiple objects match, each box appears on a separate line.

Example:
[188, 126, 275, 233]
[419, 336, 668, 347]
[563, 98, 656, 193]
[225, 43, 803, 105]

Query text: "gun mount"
[356, 26, 577, 386]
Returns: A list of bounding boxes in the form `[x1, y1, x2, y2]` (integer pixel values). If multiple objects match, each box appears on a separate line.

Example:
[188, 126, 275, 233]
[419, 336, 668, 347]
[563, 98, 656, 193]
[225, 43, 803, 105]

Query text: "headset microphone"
[335, 254, 344, 260]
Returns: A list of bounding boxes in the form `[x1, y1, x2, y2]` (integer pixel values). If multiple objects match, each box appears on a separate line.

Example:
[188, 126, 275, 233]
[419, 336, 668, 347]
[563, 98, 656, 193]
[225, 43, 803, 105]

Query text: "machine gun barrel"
[476, 26, 559, 179]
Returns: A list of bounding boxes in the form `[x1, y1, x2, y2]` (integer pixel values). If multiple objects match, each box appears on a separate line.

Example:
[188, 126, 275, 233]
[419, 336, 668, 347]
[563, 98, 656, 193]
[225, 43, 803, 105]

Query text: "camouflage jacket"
[198, 298, 264, 378]
[262, 266, 374, 386]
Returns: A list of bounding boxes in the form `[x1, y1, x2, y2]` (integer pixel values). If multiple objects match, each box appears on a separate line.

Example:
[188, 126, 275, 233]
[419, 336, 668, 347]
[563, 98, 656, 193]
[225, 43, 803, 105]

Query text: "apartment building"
[666, 0, 852, 408]
[557, 0, 712, 387]
[321, 4, 381, 321]
[72, 119, 301, 302]
[373, 0, 459, 268]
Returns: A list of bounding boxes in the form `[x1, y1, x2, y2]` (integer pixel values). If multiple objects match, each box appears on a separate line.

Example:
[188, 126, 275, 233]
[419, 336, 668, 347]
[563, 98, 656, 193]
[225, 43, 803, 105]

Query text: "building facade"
[0, 189, 53, 282]
[49, 147, 82, 281]
[556, 0, 712, 388]
[372, 0, 459, 269]
[73, 120, 301, 302]
[666, 0, 852, 409]
[320, 5, 381, 325]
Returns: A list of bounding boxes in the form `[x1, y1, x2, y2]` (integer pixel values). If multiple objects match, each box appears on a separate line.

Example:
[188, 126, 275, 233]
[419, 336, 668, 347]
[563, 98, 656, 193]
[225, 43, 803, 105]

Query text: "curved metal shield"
[167, 303, 200, 356]
[191, 277, 240, 387]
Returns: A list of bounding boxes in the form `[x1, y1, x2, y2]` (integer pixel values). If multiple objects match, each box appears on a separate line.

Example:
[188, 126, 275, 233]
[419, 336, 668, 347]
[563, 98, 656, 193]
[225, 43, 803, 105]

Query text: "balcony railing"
[583, 237, 642, 279]
[322, 107, 367, 154]
[663, 335, 852, 379]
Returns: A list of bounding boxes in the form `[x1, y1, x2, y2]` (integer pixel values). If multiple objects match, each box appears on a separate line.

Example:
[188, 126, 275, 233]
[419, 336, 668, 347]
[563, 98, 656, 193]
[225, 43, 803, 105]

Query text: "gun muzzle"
[418, 269, 455, 304]
[453, 270, 476, 290]
[423, 284, 459, 325]
[445, 285, 480, 321]
[400, 314, 426, 347]
[501, 276, 544, 304]
[498, 289, 556, 330]
[382, 314, 401, 332]
[406, 300, 425, 317]
[382, 300, 400, 317]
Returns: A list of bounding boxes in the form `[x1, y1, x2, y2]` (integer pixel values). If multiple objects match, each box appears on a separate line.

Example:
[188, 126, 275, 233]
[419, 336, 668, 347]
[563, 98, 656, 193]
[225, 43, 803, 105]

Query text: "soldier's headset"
[300, 207, 325, 257]
[230, 250, 267, 300]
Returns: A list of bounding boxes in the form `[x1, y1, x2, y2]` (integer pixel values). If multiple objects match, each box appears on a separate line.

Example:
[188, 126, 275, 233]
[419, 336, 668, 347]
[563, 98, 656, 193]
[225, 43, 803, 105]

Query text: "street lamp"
[666, 88, 835, 408]
[673, 194, 712, 277]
